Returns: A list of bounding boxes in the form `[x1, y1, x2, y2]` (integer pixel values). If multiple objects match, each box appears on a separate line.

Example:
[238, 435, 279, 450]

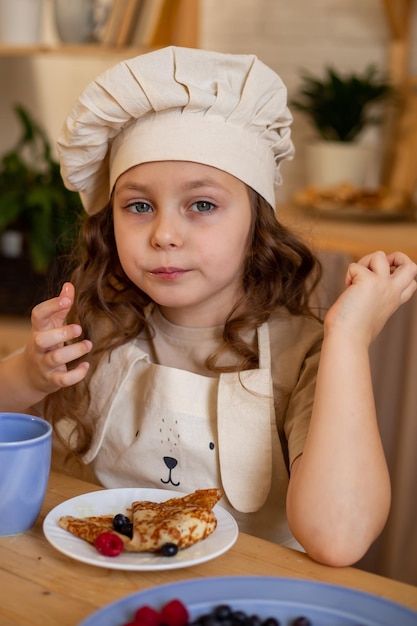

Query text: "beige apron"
[83, 321, 296, 544]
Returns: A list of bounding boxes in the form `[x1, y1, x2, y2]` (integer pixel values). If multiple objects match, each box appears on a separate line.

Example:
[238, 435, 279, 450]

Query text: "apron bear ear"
[218, 366, 273, 513]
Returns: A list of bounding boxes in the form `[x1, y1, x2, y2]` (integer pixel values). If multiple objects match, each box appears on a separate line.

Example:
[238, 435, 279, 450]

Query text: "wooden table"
[1, 471, 416, 625]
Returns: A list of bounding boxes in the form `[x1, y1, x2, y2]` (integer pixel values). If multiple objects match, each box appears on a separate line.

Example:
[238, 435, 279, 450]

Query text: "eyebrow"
[183, 177, 228, 191]
[114, 183, 149, 196]
[115, 177, 232, 196]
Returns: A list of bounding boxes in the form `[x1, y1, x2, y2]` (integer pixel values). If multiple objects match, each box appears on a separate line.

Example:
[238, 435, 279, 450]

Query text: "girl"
[1, 47, 416, 567]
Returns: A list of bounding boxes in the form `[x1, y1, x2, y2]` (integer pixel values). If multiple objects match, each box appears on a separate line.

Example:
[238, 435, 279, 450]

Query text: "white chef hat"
[57, 46, 294, 214]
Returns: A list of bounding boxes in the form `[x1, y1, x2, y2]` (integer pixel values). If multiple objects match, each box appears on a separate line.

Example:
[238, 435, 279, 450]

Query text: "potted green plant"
[290, 65, 393, 188]
[0, 105, 84, 314]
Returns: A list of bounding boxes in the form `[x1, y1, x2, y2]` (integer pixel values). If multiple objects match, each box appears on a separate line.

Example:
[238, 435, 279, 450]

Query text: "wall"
[1, 0, 415, 204]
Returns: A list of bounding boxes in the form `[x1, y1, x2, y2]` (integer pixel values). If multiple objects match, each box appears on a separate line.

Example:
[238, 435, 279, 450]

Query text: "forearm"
[287, 329, 391, 566]
[0, 350, 48, 412]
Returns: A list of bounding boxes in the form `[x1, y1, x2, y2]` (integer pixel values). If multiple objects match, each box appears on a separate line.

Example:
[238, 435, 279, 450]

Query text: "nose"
[151, 211, 183, 249]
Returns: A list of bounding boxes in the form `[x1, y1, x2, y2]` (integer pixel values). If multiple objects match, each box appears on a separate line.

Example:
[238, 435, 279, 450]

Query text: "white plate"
[43, 487, 238, 571]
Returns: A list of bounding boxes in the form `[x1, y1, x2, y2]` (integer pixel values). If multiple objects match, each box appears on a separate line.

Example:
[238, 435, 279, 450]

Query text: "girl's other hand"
[324, 251, 417, 345]
[24, 282, 92, 395]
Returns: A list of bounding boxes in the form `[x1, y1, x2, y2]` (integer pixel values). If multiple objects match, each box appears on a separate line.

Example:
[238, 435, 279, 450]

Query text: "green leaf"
[0, 105, 84, 272]
[0, 192, 22, 230]
[291, 64, 394, 142]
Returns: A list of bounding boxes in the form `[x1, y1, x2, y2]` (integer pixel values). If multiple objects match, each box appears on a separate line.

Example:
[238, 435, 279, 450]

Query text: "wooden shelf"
[0, 0, 199, 57]
[0, 43, 156, 57]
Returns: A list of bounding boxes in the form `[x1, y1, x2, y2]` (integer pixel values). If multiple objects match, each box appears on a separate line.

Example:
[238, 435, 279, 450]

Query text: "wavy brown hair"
[44, 189, 321, 457]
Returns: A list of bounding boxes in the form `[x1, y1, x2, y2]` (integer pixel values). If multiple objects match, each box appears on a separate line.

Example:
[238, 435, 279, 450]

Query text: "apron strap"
[258, 320, 271, 370]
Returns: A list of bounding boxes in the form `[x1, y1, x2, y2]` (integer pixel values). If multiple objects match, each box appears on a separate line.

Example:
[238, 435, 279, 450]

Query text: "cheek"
[222, 228, 250, 266]
[114, 226, 143, 274]
[113, 227, 128, 266]
[205, 237, 247, 282]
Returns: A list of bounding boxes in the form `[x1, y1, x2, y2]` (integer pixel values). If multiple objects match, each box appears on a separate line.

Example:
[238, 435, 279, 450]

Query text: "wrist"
[322, 318, 372, 351]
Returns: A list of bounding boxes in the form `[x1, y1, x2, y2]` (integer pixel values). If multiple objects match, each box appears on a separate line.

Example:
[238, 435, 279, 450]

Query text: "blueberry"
[118, 522, 133, 538]
[113, 513, 130, 528]
[113, 513, 131, 533]
[160, 542, 179, 557]
[213, 605, 233, 621]
[197, 616, 217, 626]
[231, 611, 249, 625]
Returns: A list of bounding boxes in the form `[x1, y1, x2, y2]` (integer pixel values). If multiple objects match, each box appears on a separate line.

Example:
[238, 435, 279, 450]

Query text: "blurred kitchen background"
[0, 0, 416, 587]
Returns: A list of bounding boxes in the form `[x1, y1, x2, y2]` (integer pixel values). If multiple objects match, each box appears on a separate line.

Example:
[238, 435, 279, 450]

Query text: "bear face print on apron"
[83, 322, 296, 544]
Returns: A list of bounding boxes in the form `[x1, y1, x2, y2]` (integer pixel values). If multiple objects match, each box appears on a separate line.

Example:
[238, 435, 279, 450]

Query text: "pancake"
[125, 488, 222, 552]
[58, 488, 222, 553]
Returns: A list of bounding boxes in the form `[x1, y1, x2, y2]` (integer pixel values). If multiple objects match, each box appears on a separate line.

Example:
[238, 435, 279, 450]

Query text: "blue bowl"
[79, 576, 417, 626]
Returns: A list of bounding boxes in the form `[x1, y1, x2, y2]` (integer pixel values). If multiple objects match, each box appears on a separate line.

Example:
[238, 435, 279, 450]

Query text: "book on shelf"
[115, 0, 144, 46]
[100, 0, 179, 49]
[129, 0, 167, 47]
[101, 0, 143, 47]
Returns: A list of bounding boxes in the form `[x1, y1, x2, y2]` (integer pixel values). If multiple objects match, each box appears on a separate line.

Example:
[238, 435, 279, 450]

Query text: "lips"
[149, 267, 189, 280]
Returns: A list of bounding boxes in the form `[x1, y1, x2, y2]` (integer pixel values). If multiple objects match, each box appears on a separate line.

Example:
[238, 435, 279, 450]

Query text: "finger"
[33, 324, 84, 352]
[362, 250, 390, 274]
[345, 261, 369, 287]
[355, 252, 375, 268]
[386, 251, 417, 276]
[44, 340, 93, 369]
[346, 251, 393, 287]
[31, 282, 75, 332]
[52, 362, 91, 389]
[399, 278, 417, 305]
[386, 251, 414, 267]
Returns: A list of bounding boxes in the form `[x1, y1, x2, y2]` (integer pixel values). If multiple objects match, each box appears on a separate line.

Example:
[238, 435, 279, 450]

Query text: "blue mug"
[0, 413, 52, 535]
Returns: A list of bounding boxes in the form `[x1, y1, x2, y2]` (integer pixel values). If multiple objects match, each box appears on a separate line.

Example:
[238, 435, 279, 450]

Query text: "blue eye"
[126, 201, 152, 213]
[191, 200, 215, 213]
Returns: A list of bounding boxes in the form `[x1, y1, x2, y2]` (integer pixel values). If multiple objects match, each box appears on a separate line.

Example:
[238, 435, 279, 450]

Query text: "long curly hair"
[44, 189, 321, 457]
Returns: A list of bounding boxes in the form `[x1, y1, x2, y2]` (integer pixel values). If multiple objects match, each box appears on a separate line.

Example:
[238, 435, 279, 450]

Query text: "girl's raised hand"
[23, 282, 92, 395]
[324, 250, 417, 345]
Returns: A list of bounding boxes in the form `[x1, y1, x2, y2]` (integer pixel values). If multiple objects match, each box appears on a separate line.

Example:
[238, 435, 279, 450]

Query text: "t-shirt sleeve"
[270, 313, 323, 471]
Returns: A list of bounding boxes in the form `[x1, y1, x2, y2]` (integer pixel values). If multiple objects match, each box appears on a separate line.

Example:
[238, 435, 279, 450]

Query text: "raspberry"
[94, 532, 124, 556]
[134, 605, 162, 626]
[160, 599, 189, 626]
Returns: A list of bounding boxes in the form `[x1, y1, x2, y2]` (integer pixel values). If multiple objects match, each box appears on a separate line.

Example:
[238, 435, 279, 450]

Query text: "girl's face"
[113, 161, 253, 327]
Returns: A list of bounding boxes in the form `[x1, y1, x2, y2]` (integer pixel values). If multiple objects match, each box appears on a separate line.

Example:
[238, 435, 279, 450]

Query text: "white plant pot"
[0, 0, 43, 44]
[305, 140, 379, 188]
